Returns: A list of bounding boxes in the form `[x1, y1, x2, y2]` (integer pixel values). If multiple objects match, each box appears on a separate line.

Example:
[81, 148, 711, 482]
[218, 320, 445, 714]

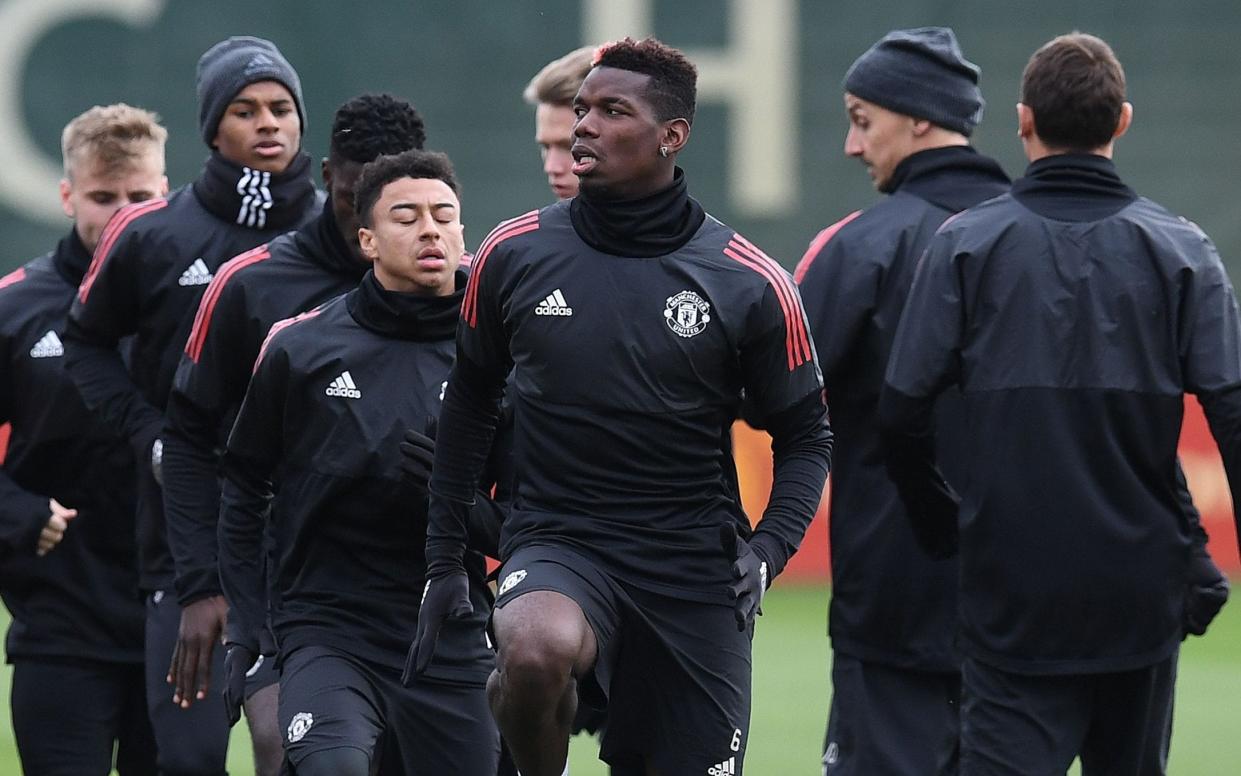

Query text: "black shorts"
[278, 645, 499, 775]
[493, 544, 752, 775]
[823, 654, 959, 775]
[242, 651, 280, 700]
[960, 653, 1176, 776]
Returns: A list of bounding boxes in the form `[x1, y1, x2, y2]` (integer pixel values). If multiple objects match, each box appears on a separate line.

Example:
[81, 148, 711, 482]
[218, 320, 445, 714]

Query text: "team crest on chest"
[664, 290, 711, 338]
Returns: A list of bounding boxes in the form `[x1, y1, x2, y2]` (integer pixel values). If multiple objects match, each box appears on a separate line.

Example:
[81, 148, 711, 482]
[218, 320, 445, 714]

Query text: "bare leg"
[244, 683, 283, 776]
[489, 591, 598, 776]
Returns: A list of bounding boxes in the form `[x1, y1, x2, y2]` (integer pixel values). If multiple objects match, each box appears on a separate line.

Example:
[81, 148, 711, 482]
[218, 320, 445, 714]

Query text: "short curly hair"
[593, 37, 697, 124]
[354, 149, 459, 227]
[329, 93, 426, 165]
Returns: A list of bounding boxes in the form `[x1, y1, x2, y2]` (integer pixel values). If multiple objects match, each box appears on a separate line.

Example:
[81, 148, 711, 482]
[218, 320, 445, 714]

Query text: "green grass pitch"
[0, 584, 1236, 774]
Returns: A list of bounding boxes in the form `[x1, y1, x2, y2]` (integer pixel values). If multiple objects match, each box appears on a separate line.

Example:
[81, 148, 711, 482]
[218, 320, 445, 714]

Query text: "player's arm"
[408, 241, 513, 678]
[740, 280, 833, 575]
[1178, 244, 1241, 632]
[0, 332, 68, 557]
[876, 232, 964, 559]
[64, 225, 163, 467]
[163, 273, 253, 607]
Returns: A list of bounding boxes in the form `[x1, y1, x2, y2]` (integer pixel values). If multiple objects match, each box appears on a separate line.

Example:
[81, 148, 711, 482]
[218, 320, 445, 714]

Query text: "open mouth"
[571, 145, 599, 175]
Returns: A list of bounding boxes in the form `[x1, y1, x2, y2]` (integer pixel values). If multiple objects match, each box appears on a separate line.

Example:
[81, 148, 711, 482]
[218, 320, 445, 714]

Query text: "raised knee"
[498, 628, 581, 699]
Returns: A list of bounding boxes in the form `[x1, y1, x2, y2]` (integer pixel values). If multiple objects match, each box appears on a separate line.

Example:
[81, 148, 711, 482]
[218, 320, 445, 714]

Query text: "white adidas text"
[534, 288, 573, 316]
[325, 370, 362, 399]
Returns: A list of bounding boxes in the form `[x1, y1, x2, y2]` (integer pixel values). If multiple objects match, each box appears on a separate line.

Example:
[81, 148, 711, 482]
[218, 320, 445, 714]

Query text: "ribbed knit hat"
[843, 27, 984, 136]
[196, 36, 305, 147]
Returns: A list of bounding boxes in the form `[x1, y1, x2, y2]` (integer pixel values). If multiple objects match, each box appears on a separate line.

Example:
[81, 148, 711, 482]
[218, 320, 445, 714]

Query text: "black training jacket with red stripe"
[63, 155, 319, 589]
[429, 199, 832, 603]
[162, 199, 367, 606]
[0, 231, 144, 664]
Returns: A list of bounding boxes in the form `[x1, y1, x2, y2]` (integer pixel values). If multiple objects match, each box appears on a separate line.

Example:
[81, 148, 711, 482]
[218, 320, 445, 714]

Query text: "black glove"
[222, 643, 257, 727]
[402, 570, 473, 685]
[1184, 552, 1230, 637]
[400, 429, 435, 494]
[721, 523, 768, 632]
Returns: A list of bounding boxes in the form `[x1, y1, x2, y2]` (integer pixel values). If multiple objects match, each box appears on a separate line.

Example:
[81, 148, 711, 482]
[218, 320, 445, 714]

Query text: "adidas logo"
[534, 288, 573, 316]
[708, 757, 735, 775]
[29, 330, 63, 358]
[325, 370, 361, 399]
[244, 53, 275, 76]
[178, 258, 214, 286]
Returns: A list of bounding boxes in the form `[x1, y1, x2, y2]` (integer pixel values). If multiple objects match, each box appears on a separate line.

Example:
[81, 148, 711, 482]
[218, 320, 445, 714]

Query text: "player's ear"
[358, 226, 378, 261]
[59, 178, 74, 219]
[661, 118, 691, 156]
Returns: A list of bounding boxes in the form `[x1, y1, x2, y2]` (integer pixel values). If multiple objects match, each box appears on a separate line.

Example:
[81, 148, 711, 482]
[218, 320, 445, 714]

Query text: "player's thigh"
[603, 592, 752, 775]
[492, 547, 622, 697]
[278, 645, 384, 773]
[959, 657, 1086, 776]
[823, 654, 959, 776]
[385, 674, 500, 776]
[1079, 652, 1176, 776]
[143, 591, 229, 775]
[11, 659, 121, 776]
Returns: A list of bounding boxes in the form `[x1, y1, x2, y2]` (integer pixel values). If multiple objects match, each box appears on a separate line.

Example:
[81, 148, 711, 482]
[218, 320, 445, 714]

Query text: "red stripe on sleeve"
[77, 198, 168, 303]
[253, 308, 322, 374]
[185, 245, 272, 362]
[725, 237, 813, 370]
[793, 210, 862, 284]
[463, 211, 540, 327]
[0, 267, 27, 291]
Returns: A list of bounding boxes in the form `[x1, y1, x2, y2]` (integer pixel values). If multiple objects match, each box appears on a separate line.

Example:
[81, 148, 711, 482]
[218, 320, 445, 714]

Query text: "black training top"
[0, 231, 144, 664]
[64, 152, 319, 589]
[882, 153, 1241, 675]
[219, 270, 493, 682]
[427, 174, 832, 604]
[796, 146, 1010, 672]
[162, 198, 368, 606]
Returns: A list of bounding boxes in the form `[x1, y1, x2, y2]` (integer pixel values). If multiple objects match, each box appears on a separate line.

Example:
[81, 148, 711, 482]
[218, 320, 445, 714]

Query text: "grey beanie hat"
[196, 36, 306, 147]
[843, 27, 984, 136]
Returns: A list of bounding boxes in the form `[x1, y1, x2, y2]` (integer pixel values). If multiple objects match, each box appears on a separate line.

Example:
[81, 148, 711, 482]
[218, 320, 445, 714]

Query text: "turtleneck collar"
[884, 145, 1011, 211]
[569, 167, 707, 258]
[1011, 153, 1137, 222]
[301, 195, 369, 278]
[52, 228, 94, 286]
[346, 268, 465, 341]
[192, 150, 317, 231]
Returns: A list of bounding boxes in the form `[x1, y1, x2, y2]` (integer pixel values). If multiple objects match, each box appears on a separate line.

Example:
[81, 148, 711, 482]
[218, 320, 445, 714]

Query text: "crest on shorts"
[287, 712, 314, 743]
[664, 290, 711, 338]
[498, 569, 527, 596]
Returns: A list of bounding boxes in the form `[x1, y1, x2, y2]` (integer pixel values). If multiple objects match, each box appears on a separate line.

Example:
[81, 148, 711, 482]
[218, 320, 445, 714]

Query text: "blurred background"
[1, 2, 1239, 772]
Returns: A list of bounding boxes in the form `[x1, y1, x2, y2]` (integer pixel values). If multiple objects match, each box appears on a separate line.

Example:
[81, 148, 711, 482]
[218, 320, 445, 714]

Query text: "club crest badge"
[287, 712, 314, 743]
[664, 290, 711, 338]
[498, 569, 527, 596]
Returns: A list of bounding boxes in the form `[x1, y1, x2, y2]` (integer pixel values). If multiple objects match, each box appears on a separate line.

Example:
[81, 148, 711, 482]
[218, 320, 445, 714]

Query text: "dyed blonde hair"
[62, 103, 167, 179]
[523, 45, 596, 107]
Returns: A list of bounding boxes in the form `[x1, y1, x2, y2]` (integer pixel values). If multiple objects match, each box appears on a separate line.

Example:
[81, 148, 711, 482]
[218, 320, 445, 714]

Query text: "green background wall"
[1, 0, 1238, 276]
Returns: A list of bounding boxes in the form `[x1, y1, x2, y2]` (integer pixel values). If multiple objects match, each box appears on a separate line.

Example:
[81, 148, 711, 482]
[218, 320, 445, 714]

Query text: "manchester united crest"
[664, 290, 711, 338]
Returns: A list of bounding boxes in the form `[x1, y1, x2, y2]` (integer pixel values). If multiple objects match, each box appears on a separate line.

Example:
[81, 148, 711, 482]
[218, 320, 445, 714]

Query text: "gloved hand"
[720, 522, 768, 632]
[399, 429, 435, 494]
[402, 570, 473, 685]
[1184, 552, 1230, 638]
[222, 643, 257, 727]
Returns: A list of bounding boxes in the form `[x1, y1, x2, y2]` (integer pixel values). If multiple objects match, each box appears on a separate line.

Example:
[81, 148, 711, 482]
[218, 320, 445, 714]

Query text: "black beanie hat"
[843, 27, 984, 136]
[197, 36, 305, 147]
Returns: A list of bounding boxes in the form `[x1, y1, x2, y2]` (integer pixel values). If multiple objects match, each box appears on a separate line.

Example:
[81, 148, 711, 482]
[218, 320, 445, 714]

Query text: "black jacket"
[219, 271, 494, 682]
[795, 146, 1010, 672]
[881, 154, 1241, 674]
[162, 199, 367, 605]
[428, 192, 832, 604]
[64, 152, 319, 589]
[0, 231, 144, 664]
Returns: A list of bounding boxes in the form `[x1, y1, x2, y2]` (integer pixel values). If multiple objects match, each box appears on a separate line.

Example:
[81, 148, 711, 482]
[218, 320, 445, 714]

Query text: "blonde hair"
[62, 103, 167, 179]
[522, 45, 596, 107]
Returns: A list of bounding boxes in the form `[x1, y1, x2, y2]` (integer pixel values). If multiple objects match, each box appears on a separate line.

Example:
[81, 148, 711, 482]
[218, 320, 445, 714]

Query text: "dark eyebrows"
[388, 201, 457, 213]
[229, 96, 293, 108]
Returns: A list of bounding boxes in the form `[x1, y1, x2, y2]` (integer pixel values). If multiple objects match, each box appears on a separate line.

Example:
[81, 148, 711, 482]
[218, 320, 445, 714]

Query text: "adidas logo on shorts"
[178, 258, 214, 286]
[534, 288, 572, 316]
[708, 756, 736, 775]
[29, 330, 64, 358]
[325, 370, 362, 399]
